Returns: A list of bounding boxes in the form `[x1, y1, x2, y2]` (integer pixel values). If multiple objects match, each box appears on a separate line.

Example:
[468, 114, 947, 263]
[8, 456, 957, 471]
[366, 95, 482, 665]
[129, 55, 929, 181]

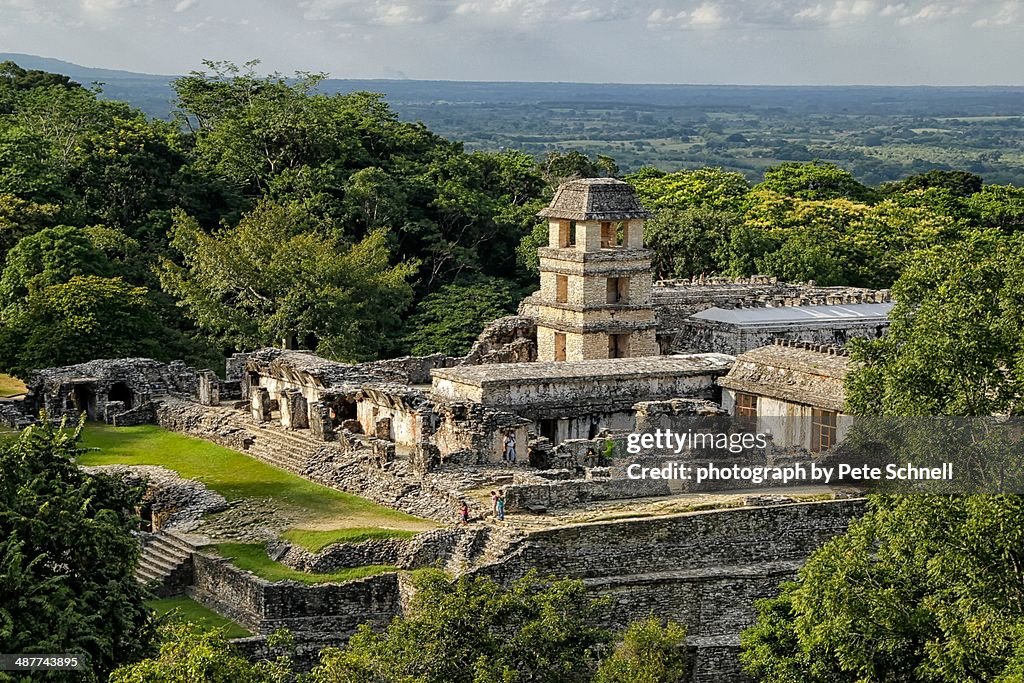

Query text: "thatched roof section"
[538, 178, 651, 221]
[718, 342, 850, 412]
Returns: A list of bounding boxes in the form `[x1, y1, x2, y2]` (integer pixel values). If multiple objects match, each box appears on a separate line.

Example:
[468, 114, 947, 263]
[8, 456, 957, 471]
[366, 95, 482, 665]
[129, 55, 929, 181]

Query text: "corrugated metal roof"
[690, 303, 893, 327]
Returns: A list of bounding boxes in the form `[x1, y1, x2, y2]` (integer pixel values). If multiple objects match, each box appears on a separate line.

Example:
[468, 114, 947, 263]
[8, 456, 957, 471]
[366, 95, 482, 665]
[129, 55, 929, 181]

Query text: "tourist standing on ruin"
[490, 490, 498, 517]
[503, 431, 516, 464]
[459, 500, 470, 525]
[496, 491, 506, 521]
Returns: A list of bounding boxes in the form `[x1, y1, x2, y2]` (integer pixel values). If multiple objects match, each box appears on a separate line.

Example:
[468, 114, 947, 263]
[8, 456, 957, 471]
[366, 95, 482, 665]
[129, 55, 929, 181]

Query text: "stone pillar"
[197, 370, 221, 406]
[411, 442, 440, 474]
[280, 389, 309, 430]
[308, 401, 332, 442]
[251, 387, 271, 423]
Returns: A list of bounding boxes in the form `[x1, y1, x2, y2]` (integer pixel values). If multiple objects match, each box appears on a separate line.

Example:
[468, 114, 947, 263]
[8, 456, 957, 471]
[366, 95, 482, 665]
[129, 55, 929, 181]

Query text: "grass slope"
[214, 543, 396, 584]
[78, 424, 435, 532]
[147, 596, 251, 638]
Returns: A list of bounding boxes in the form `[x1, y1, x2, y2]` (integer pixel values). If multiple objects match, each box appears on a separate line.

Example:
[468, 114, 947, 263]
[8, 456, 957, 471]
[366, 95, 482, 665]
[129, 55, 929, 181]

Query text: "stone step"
[153, 533, 196, 555]
[143, 548, 184, 569]
[139, 553, 179, 576]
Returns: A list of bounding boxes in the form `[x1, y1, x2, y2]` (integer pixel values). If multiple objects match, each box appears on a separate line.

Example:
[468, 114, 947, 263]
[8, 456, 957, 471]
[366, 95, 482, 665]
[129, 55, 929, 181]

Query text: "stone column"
[251, 387, 271, 423]
[280, 389, 309, 430]
[197, 370, 221, 406]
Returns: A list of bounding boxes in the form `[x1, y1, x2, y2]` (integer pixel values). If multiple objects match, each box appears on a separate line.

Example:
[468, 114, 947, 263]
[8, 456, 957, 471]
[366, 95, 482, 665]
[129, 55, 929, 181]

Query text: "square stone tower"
[529, 178, 659, 362]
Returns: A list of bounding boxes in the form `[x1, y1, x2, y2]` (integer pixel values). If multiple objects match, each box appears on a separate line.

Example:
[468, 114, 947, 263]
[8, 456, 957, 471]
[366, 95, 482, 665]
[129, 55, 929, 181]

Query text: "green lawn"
[281, 527, 418, 553]
[147, 596, 251, 638]
[214, 543, 396, 584]
[78, 424, 435, 533]
[0, 374, 26, 398]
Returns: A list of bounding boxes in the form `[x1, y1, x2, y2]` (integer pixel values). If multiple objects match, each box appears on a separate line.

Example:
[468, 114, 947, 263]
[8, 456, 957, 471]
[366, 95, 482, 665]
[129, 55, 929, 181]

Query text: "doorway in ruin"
[539, 418, 558, 443]
[71, 384, 96, 420]
[108, 382, 134, 409]
[329, 397, 357, 427]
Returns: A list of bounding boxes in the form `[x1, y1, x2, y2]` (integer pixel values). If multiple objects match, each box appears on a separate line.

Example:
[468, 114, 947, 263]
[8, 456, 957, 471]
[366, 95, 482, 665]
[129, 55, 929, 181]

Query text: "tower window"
[556, 275, 569, 303]
[601, 221, 625, 248]
[606, 277, 629, 304]
[608, 333, 629, 358]
[554, 333, 567, 361]
[557, 220, 577, 248]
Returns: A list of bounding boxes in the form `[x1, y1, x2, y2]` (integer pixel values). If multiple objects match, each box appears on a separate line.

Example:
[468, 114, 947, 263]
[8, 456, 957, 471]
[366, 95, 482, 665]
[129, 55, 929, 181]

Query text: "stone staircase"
[137, 531, 197, 597]
[241, 424, 319, 474]
[448, 526, 523, 575]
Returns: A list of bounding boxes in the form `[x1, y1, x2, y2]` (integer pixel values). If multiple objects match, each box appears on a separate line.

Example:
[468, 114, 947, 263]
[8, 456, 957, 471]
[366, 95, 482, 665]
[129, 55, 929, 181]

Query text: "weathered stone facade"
[25, 358, 198, 422]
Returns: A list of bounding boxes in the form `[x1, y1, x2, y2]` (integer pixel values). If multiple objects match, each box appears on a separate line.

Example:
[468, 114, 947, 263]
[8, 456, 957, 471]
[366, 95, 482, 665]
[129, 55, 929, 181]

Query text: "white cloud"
[690, 2, 724, 25]
[81, 0, 145, 11]
[173, 0, 197, 12]
[973, 0, 1020, 25]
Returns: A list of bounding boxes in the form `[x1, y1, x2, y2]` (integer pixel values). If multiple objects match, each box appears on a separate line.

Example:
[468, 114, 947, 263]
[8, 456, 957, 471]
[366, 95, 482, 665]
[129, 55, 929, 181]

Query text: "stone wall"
[503, 477, 671, 511]
[27, 358, 198, 421]
[460, 316, 537, 365]
[670, 316, 888, 355]
[190, 553, 402, 636]
[473, 499, 865, 682]
[653, 276, 892, 340]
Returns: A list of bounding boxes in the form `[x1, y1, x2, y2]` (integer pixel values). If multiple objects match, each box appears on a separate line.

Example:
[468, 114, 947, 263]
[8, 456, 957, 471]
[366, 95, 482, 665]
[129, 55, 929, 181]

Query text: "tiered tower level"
[531, 178, 659, 361]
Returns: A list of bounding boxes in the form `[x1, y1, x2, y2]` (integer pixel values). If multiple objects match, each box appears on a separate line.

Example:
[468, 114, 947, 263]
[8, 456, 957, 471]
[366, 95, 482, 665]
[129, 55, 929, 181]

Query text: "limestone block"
[280, 389, 309, 430]
[197, 370, 221, 406]
[251, 387, 271, 423]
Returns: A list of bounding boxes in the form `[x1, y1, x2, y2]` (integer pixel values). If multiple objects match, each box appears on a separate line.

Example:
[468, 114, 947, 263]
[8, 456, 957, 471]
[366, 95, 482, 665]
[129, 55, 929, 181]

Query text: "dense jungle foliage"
[0, 59, 1022, 393]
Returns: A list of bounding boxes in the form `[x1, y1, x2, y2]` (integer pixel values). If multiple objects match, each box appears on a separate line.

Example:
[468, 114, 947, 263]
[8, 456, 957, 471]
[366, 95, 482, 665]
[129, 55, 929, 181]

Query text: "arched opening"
[108, 382, 134, 409]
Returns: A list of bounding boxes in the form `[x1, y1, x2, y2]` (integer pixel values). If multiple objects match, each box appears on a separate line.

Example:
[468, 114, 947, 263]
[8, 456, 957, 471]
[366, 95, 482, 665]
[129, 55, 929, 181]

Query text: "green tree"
[594, 617, 688, 683]
[402, 277, 520, 356]
[644, 207, 740, 280]
[0, 275, 165, 377]
[0, 225, 110, 309]
[883, 169, 983, 197]
[109, 624, 292, 683]
[967, 184, 1024, 233]
[845, 231, 1024, 416]
[158, 201, 415, 360]
[758, 161, 876, 202]
[741, 494, 1024, 683]
[754, 226, 847, 285]
[0, 419, 155, 681]
[627, 167, 750, 214]
[309, 572, 612, 683]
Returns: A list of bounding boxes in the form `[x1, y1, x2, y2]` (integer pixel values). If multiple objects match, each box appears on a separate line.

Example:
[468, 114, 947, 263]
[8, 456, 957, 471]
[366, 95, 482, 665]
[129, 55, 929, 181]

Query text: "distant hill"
[4, 54, 1024, 183]
[1, 53, 178, 118]
[6, 53, 1024, 120]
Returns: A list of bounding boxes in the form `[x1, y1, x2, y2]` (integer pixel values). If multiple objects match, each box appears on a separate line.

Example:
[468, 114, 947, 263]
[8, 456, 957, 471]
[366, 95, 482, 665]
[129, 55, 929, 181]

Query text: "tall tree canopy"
[159, 201, 415, 361]
[845, 230, 1024, 416]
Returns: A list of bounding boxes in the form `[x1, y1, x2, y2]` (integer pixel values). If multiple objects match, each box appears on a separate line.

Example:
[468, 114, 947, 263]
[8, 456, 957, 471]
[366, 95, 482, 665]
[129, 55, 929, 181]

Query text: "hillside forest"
[0, 59, 1022, 419]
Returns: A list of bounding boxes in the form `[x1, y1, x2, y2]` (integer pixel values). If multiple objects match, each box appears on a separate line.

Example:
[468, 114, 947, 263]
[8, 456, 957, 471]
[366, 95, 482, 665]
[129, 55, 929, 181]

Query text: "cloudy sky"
[1, 0, 1022, 84]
